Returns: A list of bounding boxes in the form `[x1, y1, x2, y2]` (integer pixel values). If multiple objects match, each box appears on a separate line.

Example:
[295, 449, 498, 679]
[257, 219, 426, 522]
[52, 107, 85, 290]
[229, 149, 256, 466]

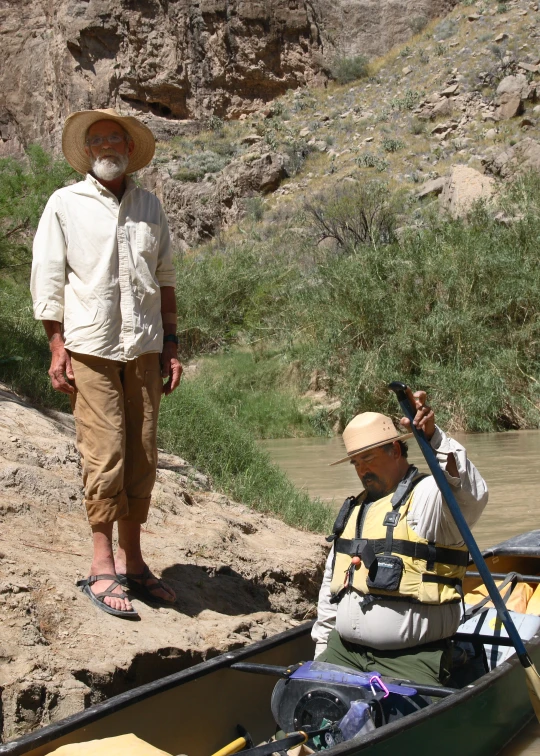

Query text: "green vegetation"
[173, 150, 231, 182]
[0, 146, 75, 410]
[159, 378, 333, 532]
[381, 138, 406, 153]
[174, 173, 540, 434]
[356, 153, 389, 172]
[193, 351, 325, 439]
[329, 55, 370, 84]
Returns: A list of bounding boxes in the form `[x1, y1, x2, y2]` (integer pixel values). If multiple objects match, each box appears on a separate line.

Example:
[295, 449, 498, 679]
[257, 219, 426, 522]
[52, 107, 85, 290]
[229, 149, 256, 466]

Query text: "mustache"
[97, 152, 122, 160]
[362, 473, 380, 483]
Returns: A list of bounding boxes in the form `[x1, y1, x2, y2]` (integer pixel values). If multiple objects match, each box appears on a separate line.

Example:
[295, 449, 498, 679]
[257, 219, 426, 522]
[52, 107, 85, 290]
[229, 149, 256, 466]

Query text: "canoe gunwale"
[0, 623, 312, 755]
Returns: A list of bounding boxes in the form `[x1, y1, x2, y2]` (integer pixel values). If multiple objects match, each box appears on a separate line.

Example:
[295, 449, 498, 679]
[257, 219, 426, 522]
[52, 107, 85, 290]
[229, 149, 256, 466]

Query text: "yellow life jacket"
[328, 466, 469, 605]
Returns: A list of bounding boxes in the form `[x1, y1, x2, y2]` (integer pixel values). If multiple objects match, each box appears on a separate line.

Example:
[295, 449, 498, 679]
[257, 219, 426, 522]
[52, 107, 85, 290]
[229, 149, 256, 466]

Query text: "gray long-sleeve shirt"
[312, 427, 489, 655]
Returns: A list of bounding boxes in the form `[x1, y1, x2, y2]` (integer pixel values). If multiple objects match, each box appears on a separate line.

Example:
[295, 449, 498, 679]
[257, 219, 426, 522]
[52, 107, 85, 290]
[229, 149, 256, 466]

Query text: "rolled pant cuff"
[85, 491, 129, 526]
[121, 496, 152, 524]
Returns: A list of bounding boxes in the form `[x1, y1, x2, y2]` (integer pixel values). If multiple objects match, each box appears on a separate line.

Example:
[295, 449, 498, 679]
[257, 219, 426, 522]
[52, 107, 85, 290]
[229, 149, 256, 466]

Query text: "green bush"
[330, 55, 370, 84]
[158, 379, 333, 532]
[410, 119, 426, 135]
[433, 18, 458, 40]
[391, 90, 424, 112]
[409, 16, 428, 34]
[305, 180, 399, 248]
[173, 151, 230, 182]
[356, 153, 389, 172]
[382, 138, 406, 153]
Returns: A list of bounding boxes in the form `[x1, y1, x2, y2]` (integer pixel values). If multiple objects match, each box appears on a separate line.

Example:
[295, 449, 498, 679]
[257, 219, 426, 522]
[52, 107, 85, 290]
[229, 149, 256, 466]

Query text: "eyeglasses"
[86, 134, 126, 148]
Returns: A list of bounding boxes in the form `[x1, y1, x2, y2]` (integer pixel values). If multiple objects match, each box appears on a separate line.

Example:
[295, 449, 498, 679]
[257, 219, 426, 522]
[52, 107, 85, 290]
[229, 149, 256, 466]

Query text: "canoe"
[3, 530, 540, 756]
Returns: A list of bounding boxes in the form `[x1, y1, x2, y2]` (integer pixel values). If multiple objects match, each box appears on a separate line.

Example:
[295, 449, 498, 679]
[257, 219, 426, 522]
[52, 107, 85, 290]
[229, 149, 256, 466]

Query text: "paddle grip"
[388, 381, 533, 666]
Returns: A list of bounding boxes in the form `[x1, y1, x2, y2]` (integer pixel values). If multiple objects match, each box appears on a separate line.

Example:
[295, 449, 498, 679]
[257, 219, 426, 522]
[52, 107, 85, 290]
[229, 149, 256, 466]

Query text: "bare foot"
[89, 575, 134, 612]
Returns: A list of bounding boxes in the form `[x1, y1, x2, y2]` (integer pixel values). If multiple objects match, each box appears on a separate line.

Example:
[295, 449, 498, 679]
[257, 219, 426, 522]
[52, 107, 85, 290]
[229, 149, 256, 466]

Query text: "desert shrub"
[243, 196, 265, 222]
[382, 138, 405, 153]
[400, 46, 413, 58]
[305, 180, 399, 249]
[284, 139, 313, 177]
[409, 16, 428, 34]
[356, 153, 389, 172]
[330, 55, 370, 84]
[434, 18, 458, 40]
[391, 90, 423, 111]
[410, 119, 426, 135]
[0, 146, 75, 270]
[435, 42, 447, 56]
[173, 151, 230, 182]
[418, 49, 430, 64]
[206, 115, 225, 132]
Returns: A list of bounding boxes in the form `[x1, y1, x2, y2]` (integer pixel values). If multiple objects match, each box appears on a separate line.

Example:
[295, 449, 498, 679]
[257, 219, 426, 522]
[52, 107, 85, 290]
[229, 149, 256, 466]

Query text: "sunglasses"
[86, 134, 126, 148]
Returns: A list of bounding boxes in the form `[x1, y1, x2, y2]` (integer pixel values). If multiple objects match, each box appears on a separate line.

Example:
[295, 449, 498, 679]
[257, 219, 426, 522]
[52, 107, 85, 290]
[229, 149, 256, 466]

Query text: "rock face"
[0, 0, 457, 157]
[484, 138, 540, 179]
[0, 384, 327, 742]
[141, 150, 288, 245]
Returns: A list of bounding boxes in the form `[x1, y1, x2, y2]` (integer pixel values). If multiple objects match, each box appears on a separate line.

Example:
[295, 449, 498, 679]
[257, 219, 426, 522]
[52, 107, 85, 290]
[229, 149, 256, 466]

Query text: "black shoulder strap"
[383, 466, 426, 555]
[326, 494, 361, 543]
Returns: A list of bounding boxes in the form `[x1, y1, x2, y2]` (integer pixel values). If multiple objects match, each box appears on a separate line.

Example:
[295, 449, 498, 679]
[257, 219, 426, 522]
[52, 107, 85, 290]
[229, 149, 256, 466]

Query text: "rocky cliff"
[0, 0, 457, 157]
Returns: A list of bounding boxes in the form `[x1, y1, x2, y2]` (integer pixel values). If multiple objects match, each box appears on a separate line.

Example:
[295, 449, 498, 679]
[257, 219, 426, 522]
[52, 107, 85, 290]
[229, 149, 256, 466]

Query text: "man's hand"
[48, 337, 75, 395]
[400, 388, 435, 441]
[161, 342, 182, 396]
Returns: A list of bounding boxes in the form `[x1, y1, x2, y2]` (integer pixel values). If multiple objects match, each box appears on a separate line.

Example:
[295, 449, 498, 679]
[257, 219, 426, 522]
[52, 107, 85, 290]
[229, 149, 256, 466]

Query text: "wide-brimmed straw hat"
[331, 412, 413, 466]
[62, 108, 155, 175]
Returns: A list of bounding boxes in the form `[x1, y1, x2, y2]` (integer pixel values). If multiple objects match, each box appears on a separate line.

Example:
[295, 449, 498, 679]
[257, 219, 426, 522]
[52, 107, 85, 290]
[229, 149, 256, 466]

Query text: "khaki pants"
[70, 352, 162, 526]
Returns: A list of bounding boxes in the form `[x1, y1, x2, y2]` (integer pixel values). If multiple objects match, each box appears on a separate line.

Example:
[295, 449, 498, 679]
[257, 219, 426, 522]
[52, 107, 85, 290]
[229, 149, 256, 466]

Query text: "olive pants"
[316, 629, 452, 686]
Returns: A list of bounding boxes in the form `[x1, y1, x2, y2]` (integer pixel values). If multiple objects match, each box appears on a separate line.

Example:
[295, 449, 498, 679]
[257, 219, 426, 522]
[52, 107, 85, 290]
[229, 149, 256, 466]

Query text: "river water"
[262, 430, 540, 754]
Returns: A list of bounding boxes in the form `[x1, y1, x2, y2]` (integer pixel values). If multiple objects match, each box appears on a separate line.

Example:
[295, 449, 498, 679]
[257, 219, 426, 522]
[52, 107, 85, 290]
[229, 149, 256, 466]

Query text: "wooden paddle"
[388, 381, 540, 721]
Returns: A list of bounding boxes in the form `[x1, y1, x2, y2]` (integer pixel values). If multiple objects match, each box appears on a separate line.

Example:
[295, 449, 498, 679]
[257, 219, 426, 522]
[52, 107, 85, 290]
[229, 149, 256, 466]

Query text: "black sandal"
[117, 565, 176, 605]
[76, 574, 140, 620]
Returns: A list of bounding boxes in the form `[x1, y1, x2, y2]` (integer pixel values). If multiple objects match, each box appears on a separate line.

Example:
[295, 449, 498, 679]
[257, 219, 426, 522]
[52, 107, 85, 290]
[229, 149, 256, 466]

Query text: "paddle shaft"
[388, 382, 534, 668]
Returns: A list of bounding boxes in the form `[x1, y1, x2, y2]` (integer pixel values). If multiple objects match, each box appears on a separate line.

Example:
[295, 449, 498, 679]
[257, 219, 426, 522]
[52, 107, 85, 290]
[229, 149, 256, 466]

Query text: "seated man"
[312, 389, 488, 686]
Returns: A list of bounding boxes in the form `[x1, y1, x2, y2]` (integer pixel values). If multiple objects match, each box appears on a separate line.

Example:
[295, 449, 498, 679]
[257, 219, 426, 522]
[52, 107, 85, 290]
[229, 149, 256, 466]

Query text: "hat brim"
[62, 109, 155, 175]
[330, 432, 413, 466]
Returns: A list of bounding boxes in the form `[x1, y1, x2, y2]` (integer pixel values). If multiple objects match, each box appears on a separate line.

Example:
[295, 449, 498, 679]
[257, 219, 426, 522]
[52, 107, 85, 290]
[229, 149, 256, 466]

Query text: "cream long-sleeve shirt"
[312, 427, 488, 656]
[31, 174, 176, 361]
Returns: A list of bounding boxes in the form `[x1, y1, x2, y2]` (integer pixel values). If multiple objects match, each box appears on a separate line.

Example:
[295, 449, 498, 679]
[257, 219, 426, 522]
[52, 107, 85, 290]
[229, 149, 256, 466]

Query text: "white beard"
[91, 153, 129, 181]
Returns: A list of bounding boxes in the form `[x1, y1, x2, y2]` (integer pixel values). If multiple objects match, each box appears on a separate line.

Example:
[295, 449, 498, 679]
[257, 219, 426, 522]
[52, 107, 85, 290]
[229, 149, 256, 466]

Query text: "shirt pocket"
[136, 222, 159, 259]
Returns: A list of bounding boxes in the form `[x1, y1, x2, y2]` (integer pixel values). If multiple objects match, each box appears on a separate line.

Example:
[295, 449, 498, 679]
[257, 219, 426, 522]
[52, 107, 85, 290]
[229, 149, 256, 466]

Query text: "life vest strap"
[335, 537, 469, 567]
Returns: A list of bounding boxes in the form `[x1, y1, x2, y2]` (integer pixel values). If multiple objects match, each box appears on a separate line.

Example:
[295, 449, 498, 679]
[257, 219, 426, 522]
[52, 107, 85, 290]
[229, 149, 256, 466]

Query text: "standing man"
[31, 108, 182, 619]
[312, 390, 488, 685]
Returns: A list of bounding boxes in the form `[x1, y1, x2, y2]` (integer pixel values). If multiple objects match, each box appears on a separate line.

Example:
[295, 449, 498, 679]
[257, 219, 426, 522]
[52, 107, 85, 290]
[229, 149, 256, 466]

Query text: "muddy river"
[263, 430, 540, 755]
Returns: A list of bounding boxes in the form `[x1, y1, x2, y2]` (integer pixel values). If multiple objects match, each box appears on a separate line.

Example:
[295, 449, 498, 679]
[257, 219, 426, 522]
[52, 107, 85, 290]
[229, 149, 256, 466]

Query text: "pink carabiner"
[369, 674, 390, 698]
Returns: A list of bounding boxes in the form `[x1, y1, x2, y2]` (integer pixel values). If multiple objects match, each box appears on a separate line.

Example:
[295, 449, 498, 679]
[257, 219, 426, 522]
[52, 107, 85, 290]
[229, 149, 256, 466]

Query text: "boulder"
[417, 176, 446, 199]
[431, 98, 453, 118]
[496, 74, 530, 99]
[483, 137, 540, 179]
[496, 93, 524, 120]
[439, 165, 496, 218]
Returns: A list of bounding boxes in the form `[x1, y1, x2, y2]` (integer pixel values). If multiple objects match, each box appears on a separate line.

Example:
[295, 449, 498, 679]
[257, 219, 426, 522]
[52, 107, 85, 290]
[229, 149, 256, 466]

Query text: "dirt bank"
[0, 385, 327, 744]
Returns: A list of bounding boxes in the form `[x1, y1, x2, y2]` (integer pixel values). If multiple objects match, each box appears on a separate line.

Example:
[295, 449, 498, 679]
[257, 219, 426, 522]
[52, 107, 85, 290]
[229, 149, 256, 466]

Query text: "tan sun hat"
[62, 108, 155, 175]
[331, 412, 413, 466]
